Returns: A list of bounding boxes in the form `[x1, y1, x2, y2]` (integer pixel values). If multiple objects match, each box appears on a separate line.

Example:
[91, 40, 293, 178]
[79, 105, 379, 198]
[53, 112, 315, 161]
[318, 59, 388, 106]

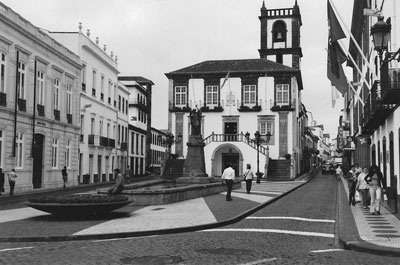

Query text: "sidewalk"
[338, 175, 400, 257]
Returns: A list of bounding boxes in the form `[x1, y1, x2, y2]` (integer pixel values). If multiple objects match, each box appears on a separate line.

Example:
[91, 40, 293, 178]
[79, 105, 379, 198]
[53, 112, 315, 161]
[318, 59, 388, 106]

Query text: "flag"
[327, 0, 347, 96]
[220, 71, 230, 90]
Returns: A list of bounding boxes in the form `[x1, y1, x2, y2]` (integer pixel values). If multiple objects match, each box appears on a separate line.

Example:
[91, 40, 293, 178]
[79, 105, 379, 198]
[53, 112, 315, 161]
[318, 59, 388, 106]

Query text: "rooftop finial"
[79, 22, 82, 32]
[103, 44, 106, 51]
[110, 51, 114, 59]
[261, 0, 267, 15]
[115, 55, 118, 62]
[96, 37, 99, 45]
[86, 29, 90, 37]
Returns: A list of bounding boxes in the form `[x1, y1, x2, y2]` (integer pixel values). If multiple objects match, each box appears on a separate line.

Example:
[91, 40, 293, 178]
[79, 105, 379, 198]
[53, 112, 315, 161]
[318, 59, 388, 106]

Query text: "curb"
[0, 173, 314, 243]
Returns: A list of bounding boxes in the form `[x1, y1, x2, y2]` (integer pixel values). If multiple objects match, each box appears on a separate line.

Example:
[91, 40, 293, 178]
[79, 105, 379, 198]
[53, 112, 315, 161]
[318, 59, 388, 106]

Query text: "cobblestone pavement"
[1, 173, 400, 264]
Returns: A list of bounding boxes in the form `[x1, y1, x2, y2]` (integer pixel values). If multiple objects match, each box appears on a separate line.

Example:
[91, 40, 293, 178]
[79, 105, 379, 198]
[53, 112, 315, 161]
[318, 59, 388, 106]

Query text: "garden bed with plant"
[26, 194, 131, 217]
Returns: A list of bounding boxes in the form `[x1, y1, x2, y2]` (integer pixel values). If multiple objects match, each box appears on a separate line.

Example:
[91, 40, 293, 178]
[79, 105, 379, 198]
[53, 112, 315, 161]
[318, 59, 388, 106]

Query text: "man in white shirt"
[221, 162, 235, 201]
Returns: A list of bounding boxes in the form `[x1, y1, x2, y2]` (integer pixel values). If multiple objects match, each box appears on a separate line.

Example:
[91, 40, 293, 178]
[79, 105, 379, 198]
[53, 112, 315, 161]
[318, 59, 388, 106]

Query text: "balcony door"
[32, 134, 44, 189]
[224, 122, 237, 141]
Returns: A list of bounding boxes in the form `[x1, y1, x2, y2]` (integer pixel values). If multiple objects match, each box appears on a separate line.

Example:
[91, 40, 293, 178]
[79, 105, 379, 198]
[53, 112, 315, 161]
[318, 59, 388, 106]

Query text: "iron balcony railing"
[204, 133, 269, 155]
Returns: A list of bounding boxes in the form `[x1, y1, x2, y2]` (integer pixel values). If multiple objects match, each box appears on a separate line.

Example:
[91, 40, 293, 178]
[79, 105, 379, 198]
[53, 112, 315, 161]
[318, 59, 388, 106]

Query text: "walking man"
[221, 162, 235, 201]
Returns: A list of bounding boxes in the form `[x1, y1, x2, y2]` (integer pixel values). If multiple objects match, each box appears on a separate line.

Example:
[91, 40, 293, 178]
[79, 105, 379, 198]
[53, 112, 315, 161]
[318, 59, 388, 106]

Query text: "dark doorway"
[222, 153, 239, 177]
[383, 137, 387, 182]
[224, 122, 238, 141]
[389, 132, 395, 187]
[371, 144, 376, 166]
[32, 134, 44, 189]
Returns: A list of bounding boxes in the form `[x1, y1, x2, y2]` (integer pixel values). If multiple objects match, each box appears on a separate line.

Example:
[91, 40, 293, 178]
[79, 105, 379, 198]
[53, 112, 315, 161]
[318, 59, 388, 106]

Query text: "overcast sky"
[1, 0, 352, 138]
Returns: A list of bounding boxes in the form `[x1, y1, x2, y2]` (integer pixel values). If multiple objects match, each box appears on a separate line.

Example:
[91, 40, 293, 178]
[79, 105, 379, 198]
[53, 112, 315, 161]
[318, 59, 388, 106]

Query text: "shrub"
[28, 194, 128, 204]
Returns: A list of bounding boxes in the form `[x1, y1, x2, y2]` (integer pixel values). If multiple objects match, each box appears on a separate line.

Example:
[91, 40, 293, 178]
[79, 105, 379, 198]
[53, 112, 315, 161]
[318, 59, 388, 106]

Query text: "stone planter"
[26, 194, 131, 217]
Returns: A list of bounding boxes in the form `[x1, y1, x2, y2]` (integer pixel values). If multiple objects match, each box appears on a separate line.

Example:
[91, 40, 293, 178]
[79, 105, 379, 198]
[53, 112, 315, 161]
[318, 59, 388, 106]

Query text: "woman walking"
[243, 164, 255, 194]
[356, 167, 370, 209]
[365, 165, 386, 215]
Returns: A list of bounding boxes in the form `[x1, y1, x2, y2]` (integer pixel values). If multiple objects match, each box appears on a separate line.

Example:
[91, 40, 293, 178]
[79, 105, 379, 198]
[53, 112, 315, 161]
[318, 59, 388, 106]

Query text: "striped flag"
[220, 71, 230, 90]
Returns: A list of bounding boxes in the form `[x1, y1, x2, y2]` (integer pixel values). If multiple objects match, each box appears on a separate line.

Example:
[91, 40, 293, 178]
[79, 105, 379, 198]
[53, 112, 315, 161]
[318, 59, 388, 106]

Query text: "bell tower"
[258, 0, 302, 69]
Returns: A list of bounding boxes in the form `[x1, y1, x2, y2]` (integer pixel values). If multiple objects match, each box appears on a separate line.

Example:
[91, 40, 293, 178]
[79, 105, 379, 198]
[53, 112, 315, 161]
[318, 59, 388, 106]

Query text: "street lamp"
[371, 16, 400, 62]
[158, 132, 182, 155]
[252, 130, 272, 184]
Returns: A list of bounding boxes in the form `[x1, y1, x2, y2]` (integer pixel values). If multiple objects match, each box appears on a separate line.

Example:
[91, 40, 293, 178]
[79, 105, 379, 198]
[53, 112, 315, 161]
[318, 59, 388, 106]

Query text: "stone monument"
[178, 107, 209, 182]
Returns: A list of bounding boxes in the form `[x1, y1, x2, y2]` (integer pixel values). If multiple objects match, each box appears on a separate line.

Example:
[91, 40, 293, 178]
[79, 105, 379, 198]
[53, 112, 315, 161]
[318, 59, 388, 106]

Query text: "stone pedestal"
[179, 135, 208, 182]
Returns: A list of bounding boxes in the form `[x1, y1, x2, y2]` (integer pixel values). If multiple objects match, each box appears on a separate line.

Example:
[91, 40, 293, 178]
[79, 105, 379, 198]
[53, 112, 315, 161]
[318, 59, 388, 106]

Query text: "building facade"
[0, 3, 81, 192]
[49, 26, 123, 184]
[165, 1, 307, 179]
[336, 0, 400, 212]
[119, 76, 154, 177]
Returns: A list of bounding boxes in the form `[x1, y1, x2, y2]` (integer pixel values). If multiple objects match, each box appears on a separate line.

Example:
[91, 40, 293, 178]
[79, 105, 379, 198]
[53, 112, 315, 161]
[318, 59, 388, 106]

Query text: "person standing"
[221, 162, 235, 201]
[365, 165, 386, 215]
[335, 165, 343, 181]
[125, 166, 132, 184]
[356, 167, 370, 209]
[108, 168, 125, 195]
[0, 168, 4, 196]
[346, 165, 357, 206]
[243, 164, 254, 194]
[354, 163, 362, 176]
[62, 166, 68, 188]
[7, 169, 17, 196]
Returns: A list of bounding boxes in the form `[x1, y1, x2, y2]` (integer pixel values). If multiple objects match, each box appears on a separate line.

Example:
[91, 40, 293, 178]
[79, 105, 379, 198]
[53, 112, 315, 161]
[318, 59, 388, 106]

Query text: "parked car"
[322, 162, 335, 174]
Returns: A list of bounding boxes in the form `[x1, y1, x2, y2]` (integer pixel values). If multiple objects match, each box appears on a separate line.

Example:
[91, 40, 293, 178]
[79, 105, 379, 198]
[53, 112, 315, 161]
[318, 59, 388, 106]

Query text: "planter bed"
[26, 194, 131, 217]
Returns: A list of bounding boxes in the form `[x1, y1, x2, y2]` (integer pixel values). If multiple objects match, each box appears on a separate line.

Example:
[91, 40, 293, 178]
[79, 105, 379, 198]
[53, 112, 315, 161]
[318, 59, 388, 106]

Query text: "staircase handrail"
[204, 133, 269, 155]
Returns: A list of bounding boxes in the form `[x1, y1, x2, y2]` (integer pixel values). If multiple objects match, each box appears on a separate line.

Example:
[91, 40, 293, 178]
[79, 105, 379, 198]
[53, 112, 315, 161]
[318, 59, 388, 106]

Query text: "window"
[276, 84, 290, 105]
[141, 135, 144, 155]
[92, 70, 96, 89]
[243, 85, 256, 105]
[80, 115, 84, 136]
[0, 130, 3, 168]
[17, 61, 26, 99]
[175, 86, 187, 107]
[65, 140, 71, 168]
[99, 120, 103, 137]
[0, 53, 5, 93]
[66, 84, 72, 114]
[206, 85, 219, 106]
[37, 71, 45, 105]
[16, 132, 24, 168]
[260, 122, 273, 135]
[108, 81, 112, 104]
[101, 75, 104, 94]
[82, 64, 86, 84]
[258, 117, 275, 144]
[90, 118, 95, 134]
[52, 138, 58, 168]
[54, 78, 60, 110]
[107, 123, 110, 138]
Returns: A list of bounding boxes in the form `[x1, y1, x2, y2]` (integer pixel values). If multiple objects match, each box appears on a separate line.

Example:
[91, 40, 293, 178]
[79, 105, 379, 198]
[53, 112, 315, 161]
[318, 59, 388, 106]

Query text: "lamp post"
[252, 130, 272, 184]
[371, 16, 400, 62]
[159, 132, 182, 156]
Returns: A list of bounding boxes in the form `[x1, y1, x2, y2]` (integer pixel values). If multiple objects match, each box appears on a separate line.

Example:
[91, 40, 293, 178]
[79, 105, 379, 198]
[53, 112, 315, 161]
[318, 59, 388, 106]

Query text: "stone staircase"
[163, 159, 185, 179]
[267, 159, 291, 180]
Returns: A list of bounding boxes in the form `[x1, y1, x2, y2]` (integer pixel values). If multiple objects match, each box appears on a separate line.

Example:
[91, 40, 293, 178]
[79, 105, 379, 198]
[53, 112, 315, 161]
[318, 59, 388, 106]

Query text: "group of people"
[221, 163, 255, 201]
[343, 163, 386, 215]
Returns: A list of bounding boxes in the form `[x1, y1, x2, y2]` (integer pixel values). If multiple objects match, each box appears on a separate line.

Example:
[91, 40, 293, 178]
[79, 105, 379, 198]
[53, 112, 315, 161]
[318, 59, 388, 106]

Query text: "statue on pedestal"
[189, 107, 202, 136]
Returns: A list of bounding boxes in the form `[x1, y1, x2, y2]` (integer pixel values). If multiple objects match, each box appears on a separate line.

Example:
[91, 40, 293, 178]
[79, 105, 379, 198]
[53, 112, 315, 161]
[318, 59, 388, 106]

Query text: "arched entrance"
[32, 133, 45, 189]
[211, 144, 243, 177]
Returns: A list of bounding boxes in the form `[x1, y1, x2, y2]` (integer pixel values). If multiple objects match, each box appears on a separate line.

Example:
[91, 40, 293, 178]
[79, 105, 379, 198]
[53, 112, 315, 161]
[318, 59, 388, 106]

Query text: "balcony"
[120, 142, 128, 150]
[381, 65, 400, 104]
[37, 104, 45, 117]
[67, 113, 72, 124]
[18, 98, 26, 112]
[108, 138, 115, 148]
[237, 101, 261, 112]
[200, 105, 224, 112]
[100, 136, 108, 147]
[129, 99, 148, 112]
[54, 109, 60, 121]
[363, 81, 393, 131]
[169, 101, 191, 112]
[270, 99, 295, 111]
[0, 92, 6, 106]
[88, 134, 100, 146]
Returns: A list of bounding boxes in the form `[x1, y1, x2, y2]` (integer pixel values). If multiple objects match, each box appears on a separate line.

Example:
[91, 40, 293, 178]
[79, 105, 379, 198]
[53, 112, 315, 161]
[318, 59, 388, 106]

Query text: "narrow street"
[1, 172, 399, 265]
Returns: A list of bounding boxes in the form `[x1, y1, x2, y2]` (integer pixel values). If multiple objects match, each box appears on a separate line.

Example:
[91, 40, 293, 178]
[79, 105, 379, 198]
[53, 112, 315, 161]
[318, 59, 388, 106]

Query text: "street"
[1, 173, 400, 264]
